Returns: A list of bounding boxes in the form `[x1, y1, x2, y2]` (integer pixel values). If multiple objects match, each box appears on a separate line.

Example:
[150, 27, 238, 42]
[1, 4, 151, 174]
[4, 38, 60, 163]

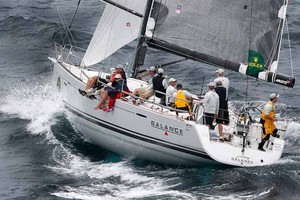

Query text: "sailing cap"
[110, 67, 116, 73]
[115, 64, 123, 69]
[207, 82, 216, 87]
[216, 69, 224, 74]
[158, 68, 164, 74]
[115, 74, 122, 79]
[147, 66, 156, 72]
[168, 78, 177, 83]
[270, 93, 279, 99]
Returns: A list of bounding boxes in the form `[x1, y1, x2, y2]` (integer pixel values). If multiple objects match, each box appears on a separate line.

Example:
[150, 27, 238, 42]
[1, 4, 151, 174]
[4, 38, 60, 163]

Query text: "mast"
[268, 0, 288, 72]
[131, 0, 153, 78]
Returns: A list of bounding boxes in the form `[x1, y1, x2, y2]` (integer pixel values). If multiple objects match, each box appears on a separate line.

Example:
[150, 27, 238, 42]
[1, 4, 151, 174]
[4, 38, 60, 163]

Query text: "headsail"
[146, 0, 294, 87]
[82, 0, 147, 67]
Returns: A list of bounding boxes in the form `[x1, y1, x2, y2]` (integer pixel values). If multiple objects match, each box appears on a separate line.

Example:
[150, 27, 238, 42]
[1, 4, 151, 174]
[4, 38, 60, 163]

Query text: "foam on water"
[285, 122, 300, 139]
[0, 81, 65, 136]
[200, 187, 272, 200]
[282, 122, 300, 155]
[275, 158, 298, 165]
[48, 144, 195, 199]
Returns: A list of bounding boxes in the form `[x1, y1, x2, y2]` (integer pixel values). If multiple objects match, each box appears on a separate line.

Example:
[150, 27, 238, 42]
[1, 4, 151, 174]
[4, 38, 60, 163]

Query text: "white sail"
[82, 0, 147, 66]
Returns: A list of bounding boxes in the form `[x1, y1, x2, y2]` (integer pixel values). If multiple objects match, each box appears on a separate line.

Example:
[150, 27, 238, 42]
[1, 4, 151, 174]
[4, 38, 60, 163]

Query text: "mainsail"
[82, 0, 147, 67]
[145, 0, 294, 87]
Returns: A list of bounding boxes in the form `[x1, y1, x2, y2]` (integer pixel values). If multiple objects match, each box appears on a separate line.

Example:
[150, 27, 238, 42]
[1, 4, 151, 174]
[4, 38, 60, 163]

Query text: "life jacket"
[115, 80, 128, 91]
[152, 75, 166, 98]
[111, 73, 122, 87]
[174, 90, 190, 111]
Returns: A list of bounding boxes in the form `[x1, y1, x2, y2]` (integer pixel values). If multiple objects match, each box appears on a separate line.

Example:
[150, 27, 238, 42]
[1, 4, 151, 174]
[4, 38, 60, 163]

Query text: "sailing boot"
[258, 141, 266, 151]
[272, 129, 280, 138]
[78, 89, 87, 96]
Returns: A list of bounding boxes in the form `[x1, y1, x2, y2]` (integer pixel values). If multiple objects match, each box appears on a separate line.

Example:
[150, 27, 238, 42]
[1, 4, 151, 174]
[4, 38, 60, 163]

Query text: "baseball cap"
[157, 68, 164, 74]
[216, 69, 224, 74]
[270, 93, 279, 99]
[168, 78, 177, 83]
[147, 66, 156, 72]
[115, 64, 123, 69]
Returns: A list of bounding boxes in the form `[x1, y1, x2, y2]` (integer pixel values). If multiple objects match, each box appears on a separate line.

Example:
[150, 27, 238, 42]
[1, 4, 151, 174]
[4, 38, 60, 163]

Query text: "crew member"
[174, 83, 192, 112]
[258, 93, 280, 151]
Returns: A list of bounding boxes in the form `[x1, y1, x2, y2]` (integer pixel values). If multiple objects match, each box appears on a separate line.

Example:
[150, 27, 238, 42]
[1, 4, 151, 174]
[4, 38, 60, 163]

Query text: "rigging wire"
[157, 58, 187, 68]
[54, 0, 71, 45]
[182, 62, 199, 83]
[245, 76, 249, 105]
[69, 0, 82, 28]
[122, 40, 149, 74]
[199, 76, 205, 96]
[285, 14, 294, 78]
[57, 23, 65, 45]
[247, 0, 254, 61]
[54, 0, 77, 46]
[244, 1, 252, 105]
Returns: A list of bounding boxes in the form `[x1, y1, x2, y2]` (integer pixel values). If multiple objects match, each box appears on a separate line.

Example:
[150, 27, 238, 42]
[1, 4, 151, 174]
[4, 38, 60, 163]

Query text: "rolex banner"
[247, 50, 265, 77]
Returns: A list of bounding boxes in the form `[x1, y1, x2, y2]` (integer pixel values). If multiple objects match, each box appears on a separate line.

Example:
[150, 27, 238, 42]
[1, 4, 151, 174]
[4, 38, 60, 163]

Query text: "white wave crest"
[47, 145, 195, 200]
[0, 81, 65, 135]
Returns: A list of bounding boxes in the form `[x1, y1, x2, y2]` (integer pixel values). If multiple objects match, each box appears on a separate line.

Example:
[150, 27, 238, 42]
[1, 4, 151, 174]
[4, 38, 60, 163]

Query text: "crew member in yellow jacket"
[174, 84, 193, 114]
[258, 93, 280, 151]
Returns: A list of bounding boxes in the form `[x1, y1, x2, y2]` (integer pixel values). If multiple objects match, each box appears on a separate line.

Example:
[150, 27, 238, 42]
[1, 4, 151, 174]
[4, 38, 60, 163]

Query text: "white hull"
[50, 57, 285, 167]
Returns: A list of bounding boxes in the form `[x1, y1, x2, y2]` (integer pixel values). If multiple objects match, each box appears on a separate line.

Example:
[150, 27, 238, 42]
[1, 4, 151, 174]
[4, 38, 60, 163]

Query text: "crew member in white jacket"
[202, 82, 219, 129]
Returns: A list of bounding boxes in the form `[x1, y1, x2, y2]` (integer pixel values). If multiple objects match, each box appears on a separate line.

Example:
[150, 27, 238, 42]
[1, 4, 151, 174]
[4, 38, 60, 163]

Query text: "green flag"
[247, 50, 265, 77]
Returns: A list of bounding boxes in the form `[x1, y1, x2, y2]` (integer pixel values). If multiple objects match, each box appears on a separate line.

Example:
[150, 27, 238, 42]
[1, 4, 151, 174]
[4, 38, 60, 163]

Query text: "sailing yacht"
[49, 0, 295, 167]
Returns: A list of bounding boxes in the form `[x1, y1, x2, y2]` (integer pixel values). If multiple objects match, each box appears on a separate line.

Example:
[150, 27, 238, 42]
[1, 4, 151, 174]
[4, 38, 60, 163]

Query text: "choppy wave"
[0, 79, 64, 136]
[0, 16, 58, 47]
[48, 144, 195, 199]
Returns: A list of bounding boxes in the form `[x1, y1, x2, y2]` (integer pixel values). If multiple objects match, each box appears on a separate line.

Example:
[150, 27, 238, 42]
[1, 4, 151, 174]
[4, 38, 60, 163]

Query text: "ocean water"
[0, 1, 300, 199]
